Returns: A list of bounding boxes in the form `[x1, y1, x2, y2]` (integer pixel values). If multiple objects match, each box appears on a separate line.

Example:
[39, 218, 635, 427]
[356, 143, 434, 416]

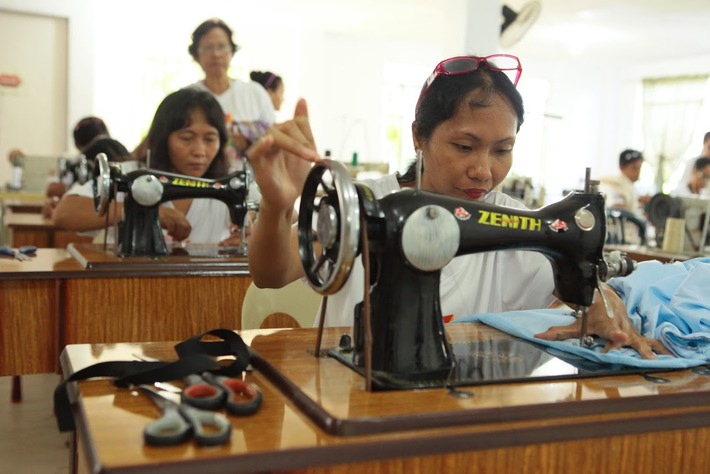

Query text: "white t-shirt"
[598, 173, 638, 212]
[190, 79, 275, 171]
[318, 174, 557, 327]
[161, 199, 231, 244]
[190, 79, 275, 125]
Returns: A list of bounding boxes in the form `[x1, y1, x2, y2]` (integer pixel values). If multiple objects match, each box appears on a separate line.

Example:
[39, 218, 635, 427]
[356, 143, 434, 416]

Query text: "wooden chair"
[241, 280, 322, 330]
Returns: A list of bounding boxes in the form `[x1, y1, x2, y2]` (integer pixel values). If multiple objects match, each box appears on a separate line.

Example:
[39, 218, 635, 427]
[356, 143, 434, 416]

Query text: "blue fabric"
[456, 257, 710, 368]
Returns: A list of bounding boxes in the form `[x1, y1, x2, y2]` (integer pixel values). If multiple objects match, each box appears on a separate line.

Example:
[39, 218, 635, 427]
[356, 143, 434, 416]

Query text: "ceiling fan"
[500, 1, 542, 47]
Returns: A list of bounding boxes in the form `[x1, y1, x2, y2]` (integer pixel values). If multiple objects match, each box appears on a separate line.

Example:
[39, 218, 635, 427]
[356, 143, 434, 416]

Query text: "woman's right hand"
[158, 206, 191, 242]
[246, 99, 319, 215]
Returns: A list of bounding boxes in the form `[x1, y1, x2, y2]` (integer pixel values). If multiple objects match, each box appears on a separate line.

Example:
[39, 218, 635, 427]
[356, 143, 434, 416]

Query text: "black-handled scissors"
[183, 372, 262, 416]
[138, 385, 232, 447]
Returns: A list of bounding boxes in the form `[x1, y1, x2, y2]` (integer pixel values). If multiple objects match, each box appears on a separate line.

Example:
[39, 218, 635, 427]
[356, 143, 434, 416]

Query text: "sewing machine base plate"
[326, 335, 677, 391]
[248, 326, 705, 438]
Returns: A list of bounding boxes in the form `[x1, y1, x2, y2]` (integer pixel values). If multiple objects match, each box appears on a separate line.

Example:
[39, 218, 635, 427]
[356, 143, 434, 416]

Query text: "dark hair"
[399, 56, 524, 184]
[145, 88, 229, 178]
[250, 70, 282, 92]
[73, 116, 109, 150]
[619, 148, 643, 167]
[188, 18, 238, 60]
[694, 156, 710, 171]
[83, 137, 131, 163]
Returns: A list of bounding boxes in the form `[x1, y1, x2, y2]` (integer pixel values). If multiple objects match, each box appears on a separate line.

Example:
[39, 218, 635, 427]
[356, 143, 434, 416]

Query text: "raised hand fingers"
[292, 99, 315, 144]
[267, 122, 319, 162]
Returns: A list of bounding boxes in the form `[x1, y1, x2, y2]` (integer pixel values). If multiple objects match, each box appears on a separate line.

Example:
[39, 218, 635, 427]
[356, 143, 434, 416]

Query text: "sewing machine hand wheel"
[297, 159, 360, 294]
[93, 153, 111, 216]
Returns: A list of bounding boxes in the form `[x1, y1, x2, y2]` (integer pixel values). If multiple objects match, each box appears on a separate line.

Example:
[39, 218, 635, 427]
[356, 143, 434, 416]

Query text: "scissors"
[133, 353, 262, 416]
[183, 371, 263, 416]
[0, 245, 36, 261]
[138, 384, 232, 447]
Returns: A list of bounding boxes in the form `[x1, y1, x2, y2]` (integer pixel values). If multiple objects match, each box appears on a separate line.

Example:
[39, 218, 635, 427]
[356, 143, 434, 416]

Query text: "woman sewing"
[244, 54, 671, 360]
[53, 88, 242, 246]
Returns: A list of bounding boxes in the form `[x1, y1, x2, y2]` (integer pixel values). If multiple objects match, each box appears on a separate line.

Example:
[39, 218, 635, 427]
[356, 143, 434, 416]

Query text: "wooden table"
[3, 210, 94, 247]
[604, 243, 696, 263]
[0, 245, 252, 377]
[60, 326, 710, 474]
[2, 198, 44, 214]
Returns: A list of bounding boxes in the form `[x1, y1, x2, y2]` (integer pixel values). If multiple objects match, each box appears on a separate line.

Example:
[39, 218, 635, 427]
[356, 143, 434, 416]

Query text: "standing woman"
[250, 70, 285, 112]
[187, 18, 275, 171]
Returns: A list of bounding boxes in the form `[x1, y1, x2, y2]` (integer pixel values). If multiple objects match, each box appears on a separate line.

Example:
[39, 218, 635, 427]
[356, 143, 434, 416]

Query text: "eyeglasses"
[416, 54, 522, 109]
[198, 43, 232, 56]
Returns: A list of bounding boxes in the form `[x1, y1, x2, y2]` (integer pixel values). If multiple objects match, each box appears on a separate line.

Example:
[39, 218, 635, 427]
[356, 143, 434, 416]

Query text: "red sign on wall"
[0, 74, 22, 87]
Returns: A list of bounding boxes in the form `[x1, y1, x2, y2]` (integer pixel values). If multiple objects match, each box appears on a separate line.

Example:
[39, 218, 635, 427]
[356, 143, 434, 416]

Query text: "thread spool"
[662, 217, 685, 253]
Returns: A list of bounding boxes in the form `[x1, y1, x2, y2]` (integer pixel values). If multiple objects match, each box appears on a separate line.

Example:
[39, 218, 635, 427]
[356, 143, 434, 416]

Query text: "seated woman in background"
[250, 70, 285, 112]
[43, 137, 131, 219]
[53, 88, 243, 246]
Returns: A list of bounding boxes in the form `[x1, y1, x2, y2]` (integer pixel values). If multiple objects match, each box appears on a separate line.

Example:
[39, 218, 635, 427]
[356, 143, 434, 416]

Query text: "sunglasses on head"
[416, 54, 522, 110]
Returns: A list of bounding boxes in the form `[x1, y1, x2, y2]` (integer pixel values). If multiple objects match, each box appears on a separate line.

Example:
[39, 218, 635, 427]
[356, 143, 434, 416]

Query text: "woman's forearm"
[248, 203, 303, 288]
[52, 195, 122, 231]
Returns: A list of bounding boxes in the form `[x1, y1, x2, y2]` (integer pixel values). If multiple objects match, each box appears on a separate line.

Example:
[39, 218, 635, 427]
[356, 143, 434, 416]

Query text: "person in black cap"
[598, 149, 649, 213]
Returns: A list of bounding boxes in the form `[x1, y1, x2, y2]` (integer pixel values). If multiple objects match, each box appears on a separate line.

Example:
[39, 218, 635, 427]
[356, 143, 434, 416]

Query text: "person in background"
[187, 18, 275, 171]
[7, 116, 112, 218]
[244, 54, 669, 359]
[671, 131, 710, 195]
[250, 70, 285, 112]
[671, 156, 710, 197]
[53, 88, 243, 246]
[7, 116, 110, 198]
[43, 137, 131, 219]
[598, 149, 650, 213]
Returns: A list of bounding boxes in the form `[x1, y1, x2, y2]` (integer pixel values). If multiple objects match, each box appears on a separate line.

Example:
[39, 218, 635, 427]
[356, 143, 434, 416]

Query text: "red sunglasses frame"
[416, 54, 522, 110]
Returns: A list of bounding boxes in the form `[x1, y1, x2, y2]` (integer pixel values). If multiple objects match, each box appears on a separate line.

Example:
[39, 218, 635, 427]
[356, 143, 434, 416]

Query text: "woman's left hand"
[534, 285, 674, 359]
[219, 212, 255, 246]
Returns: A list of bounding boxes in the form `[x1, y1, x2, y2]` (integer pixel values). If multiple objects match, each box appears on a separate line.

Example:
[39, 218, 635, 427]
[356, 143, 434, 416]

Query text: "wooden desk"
[2, 198, 44, 214]
[3, 210, 93, 248]
[61, 327, 710, 474]
[0, 246, 252, 376]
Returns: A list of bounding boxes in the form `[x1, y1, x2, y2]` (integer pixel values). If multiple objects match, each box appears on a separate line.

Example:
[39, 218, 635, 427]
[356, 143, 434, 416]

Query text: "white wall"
[517, 52, 710, 201]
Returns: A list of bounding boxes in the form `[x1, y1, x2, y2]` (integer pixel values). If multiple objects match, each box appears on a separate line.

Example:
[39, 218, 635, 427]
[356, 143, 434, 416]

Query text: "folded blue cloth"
[456, 257, 710, 369]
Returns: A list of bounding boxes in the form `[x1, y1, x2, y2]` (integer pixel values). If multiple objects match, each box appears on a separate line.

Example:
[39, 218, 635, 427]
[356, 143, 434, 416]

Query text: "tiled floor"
[0, 374, 71, 473]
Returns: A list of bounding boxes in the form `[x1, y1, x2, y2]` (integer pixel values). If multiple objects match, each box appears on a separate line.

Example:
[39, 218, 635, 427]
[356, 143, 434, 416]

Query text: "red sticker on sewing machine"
[453, 207, 470, 220]
[549, 219, 568, 232]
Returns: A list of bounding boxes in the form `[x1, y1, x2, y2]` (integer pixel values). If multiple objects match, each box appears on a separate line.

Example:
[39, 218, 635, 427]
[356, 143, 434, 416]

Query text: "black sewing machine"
[58, 155, 90, 187]
[297, 159, 636, 389]
[93, 153, 256, 257]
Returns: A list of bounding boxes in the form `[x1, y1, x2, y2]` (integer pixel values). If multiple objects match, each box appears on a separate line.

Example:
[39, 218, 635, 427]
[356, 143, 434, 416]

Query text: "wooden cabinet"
[0, 247, 251, 376]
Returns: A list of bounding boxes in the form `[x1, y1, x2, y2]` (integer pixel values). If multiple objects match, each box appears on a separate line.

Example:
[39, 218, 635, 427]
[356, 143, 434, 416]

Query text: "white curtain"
[642, 75, 709, 192]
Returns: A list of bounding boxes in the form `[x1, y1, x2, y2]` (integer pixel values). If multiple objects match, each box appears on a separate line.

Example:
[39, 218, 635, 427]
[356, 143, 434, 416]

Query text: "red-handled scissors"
[183, 372, 262, 416]
[133, 354, 262, 415]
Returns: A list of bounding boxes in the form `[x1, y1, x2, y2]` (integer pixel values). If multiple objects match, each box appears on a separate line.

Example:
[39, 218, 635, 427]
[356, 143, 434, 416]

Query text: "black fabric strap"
[55, 328, 252, 432]
[174, 328, 251, 376]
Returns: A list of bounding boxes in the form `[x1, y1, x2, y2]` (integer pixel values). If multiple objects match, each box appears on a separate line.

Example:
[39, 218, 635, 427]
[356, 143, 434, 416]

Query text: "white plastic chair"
[241, 279, 322, 330]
